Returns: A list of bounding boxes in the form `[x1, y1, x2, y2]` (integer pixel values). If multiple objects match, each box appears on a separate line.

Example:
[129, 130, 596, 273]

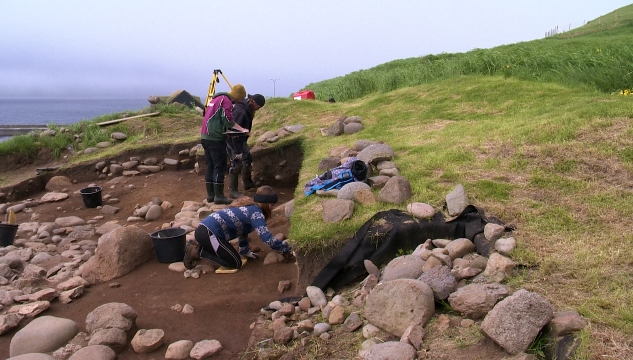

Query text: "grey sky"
[1, 1, 630, 100]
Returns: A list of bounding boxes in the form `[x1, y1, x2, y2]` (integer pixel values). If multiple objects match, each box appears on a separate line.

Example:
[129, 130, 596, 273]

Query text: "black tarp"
[310, 205, 506, 291]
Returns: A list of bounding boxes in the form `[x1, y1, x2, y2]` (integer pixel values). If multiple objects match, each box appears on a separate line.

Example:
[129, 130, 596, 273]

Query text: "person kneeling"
[184, 185, 291, 271]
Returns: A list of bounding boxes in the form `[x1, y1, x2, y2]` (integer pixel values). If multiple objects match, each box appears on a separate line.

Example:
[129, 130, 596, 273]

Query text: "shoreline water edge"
[0, 98, 148, 142]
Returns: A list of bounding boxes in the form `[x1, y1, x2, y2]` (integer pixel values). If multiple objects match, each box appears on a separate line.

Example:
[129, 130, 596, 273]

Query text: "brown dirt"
[0, 164, 299, 360]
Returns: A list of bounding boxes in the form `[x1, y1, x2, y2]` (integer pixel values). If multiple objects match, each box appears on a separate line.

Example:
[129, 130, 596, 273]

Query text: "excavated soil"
[0, 146, 301, 359]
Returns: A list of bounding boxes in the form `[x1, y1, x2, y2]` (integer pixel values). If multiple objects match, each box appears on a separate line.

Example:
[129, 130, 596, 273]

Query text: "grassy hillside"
[303, 4, 633, 102]
[1, 4, 632, 358]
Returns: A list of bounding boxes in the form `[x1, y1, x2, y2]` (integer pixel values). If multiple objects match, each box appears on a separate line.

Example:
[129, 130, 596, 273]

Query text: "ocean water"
[0, 98, 148, 142]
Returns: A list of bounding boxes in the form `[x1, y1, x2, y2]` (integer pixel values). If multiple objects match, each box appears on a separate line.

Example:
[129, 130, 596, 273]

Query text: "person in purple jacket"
[200, 84, 248, 204]
[183, 185, 293, 270]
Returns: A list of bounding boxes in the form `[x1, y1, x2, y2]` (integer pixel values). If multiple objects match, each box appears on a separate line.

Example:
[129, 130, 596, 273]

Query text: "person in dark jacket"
[226, 94, 265, 198]
[200, 84, 248, 204]
[183, 185, 292, 271]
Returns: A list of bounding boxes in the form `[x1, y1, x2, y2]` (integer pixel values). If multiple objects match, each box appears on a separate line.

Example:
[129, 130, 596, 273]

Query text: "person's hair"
[230, 186, 277, 219]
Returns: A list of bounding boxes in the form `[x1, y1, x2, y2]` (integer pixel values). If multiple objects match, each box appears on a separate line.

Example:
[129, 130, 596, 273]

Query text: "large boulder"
[364, 279, 435, 337]
[81, 226, 153, 282]
[481, 289, 554, 355]
[10, 316, 79, 357]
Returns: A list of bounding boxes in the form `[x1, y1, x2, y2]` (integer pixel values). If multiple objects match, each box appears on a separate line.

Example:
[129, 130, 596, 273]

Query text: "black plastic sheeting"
[310, 205, 507, 291]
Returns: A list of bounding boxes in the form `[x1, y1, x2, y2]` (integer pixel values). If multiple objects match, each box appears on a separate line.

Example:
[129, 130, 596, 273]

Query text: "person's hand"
[242, 251, 259, 260]
[281, 250, 296, 263]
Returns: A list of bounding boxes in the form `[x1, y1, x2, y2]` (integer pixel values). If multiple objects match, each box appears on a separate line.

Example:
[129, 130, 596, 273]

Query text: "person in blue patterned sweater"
[184, 186, 292, 270]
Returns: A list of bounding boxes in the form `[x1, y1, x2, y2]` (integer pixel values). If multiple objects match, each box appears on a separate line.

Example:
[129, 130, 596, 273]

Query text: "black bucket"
[80, 186, 102, 208]
[150, 227, 187, 263]
[0, 222, 19, 247]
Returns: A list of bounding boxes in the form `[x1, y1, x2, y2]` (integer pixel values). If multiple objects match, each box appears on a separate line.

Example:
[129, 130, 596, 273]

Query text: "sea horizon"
[0, 97, 149, 142]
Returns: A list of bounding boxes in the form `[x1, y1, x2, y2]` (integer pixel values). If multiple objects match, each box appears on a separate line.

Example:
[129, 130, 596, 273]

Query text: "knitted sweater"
[199, 204, 291, 253]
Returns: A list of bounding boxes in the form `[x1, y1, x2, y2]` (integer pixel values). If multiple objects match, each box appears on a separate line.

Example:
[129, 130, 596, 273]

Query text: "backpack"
[304, 157, 368, 196]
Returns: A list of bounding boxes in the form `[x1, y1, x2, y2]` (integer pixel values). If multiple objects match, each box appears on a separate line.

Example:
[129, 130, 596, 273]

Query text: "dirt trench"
[0, 140, 344, 359]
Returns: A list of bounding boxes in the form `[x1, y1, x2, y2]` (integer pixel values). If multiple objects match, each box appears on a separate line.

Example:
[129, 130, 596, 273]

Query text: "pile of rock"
[320, 115, 364, 136]
[250, 198, 587, 359]
[7, 301, 225, 359]
[254, 124, 306, 146]
[0, 222, 155, 336]
[93, 154, 192, 179]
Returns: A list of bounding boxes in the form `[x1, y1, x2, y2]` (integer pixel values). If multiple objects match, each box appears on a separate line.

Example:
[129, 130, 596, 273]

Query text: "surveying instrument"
[205, 69, 233, 107]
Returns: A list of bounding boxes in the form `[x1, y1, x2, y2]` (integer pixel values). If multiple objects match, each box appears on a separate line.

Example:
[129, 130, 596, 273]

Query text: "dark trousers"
[226, 136, 252, 173]
[195, 225, 242, 269]
[201, 138, 227, 184]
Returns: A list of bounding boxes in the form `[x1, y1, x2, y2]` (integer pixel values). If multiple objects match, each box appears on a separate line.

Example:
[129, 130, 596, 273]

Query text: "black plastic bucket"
[0, 222, 19, 247]
[150, 227, 187, 263]
[80, 186, 102, 208]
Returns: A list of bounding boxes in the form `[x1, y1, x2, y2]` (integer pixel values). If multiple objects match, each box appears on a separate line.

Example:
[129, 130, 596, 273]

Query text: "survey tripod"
[205, 69, 233, 107]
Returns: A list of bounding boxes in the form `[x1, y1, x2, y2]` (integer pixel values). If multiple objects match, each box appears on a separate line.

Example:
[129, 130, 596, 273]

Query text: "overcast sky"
[0, 1, 630, 100]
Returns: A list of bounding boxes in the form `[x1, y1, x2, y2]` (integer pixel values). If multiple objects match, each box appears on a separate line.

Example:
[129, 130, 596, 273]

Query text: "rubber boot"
[242, 165, 259, 190]
[213, 183, 232, 205]
[205, 182, 215, 203]
[228, 172, 243, 199]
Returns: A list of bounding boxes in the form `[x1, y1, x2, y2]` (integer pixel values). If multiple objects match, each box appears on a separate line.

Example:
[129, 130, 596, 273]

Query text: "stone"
[343, 122, 364, 134]
[446, 184, 469, 216]
[448, 283, 509, 319]
[9, 315, 79, 357]
[88, 328, 127, 353]
[343, 312, 363, 331]
[337, 181, 371, 200]
[131, 328, 165, 354]
[40, 192, 69, 203]
[85, 302, 137, 333]
[481, 289, 554, 355]
[365, 279, 435, 337]
[190, 339, 223, 359]
[165, 340, 194, 360]
[353, 189, 376, 205]
[495, 236, 517, 256]
[144, 204, 162, 221]
[321, 198, 354, 223]
[8, 301, 50, 318]
[306, 286, 327, 307]
[0, 313, 24, 335]
[45, 176, 72, 191]
[84, 226, 153, 281]
[110, 132, 127, 140]
[356, 143, 395, 165]
[313, 323, 331, 336]
[382, 255, 426, 281]
[366, 341, 417, 360]
[548, 310, 588, 336]
[378, 176, 412, 204]
[55, 216, 85, 227]
[406, 202, 436, 219]
[484, 222, 505, 241]
[68, 345, 116, 360]
[444, 238, 476, 260]
[418, 265, 457, 300]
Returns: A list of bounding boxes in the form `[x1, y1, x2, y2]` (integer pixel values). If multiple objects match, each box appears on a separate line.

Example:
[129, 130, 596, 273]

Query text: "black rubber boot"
[242, 165, 260, 190]
[228, 172, 243, 199]
[205, 182, 215, 203]
[213, 183, 233, 205]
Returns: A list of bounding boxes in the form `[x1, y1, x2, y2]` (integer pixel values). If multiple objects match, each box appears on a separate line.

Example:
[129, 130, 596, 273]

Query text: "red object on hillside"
[293, 90, 315, 100]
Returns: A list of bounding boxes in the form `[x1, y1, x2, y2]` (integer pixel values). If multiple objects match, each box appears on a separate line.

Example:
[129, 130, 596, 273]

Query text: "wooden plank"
[97, 111, 161, 126]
